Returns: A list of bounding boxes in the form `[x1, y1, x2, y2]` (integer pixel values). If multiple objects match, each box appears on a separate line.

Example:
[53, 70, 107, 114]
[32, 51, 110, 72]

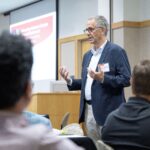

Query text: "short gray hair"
[88, 16, 109, 36]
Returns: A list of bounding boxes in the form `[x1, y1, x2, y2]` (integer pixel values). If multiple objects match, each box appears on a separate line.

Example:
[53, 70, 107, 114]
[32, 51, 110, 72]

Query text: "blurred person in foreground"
[60, 15, 131, 142]
[0, 31, 83, 150]
[102, 60, 150, 150]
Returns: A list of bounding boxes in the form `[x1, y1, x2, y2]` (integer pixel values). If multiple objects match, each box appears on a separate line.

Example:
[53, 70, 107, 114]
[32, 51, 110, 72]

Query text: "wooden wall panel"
[27, 92, 80, 129]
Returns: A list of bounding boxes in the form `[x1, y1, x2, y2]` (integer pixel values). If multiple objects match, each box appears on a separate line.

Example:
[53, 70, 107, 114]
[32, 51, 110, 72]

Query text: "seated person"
[101, 60, 150, 150]
[23, 111, 52, 129]
[0, 31, 84, 150]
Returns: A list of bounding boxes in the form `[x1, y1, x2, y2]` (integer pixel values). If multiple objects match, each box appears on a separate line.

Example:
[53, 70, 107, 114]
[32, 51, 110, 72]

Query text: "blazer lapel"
[99, 41, 110, 64]
[95, 41, 110, 72]
[83, 51, 93, 83]
[85, 51, 93, 68]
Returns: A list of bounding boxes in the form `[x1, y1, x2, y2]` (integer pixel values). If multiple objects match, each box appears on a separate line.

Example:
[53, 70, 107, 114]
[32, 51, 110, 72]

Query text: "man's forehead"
[87, 19, 96, 27]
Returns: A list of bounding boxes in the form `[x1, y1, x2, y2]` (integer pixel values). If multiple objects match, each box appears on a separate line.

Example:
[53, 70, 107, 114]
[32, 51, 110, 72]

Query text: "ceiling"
[0, 0, 39, 14]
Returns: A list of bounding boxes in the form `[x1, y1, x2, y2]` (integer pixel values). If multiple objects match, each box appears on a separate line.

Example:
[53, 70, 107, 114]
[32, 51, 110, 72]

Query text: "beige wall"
[124, 27, 140, 69]
[112, 23, 150, 99]
[113, 24, 150, 69]
[112, 0, 150, 99]
[139, 26, 150, 60]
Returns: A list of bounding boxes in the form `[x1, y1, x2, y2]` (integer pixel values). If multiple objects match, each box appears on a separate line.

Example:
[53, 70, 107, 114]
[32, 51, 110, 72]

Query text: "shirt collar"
[91, 40, 107, 55]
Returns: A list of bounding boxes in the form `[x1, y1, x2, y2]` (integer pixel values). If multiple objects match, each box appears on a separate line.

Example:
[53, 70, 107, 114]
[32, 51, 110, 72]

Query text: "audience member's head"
[0, 31, 84, 150]
[132, 59, 150, 97]
[0, 31, 33, 112]
[102, 60, 150, 150]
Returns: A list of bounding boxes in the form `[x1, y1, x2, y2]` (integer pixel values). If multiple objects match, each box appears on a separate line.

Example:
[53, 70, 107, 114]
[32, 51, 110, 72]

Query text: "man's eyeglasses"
[83, 27, 102, 34]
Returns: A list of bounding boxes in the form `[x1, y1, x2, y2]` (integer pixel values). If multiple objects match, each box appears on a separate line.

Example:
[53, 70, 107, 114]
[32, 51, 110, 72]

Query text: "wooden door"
[77, 39, 92, 77]
[81, 39, 92, 58]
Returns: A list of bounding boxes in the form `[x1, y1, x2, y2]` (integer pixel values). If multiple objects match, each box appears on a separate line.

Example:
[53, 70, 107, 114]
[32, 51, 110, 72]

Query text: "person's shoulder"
[39, 130, 84, 150]
[106, 41, 127, 58]
[105, 107, 120, 122]
[107, 102, 128, 121]
[21, 124, 49, 139]
[84, 49, 92, 56]
[82, 49, 92, 61]
[10, 123, 84, 150]
[12, 124, 49, 149]
[107, 41, 124, 51]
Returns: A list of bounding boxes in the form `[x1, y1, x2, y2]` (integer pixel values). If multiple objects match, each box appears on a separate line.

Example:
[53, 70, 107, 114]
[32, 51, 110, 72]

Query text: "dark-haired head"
[0, 31, 33, 110]
[132, 60, 150, 97]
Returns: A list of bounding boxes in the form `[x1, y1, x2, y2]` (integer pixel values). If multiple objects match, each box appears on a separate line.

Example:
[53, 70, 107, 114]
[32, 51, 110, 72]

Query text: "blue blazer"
[68, 41, 131, 125]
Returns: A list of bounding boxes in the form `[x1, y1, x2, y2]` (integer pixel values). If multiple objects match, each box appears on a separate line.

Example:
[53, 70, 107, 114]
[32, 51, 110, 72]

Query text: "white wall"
[113, 0, 124, 22]
[113, 0, 140, 22]
[0, 0, 150, 35]
[113, 0, 150, 22]
[139, 0, 150, 21]
[0, 0, 99, 37]
[0, 14, 9, 33]
[98, 0, 110, 23]
[124, 0, 140, 21]
[59, 0, 98, 38]
[0, 0, 149, 93]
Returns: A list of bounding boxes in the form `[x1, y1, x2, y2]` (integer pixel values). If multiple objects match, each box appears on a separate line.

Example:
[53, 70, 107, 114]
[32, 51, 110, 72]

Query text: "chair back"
[60, 112, 70, 129]
[96, 140, 114, 150]
[69, 136, 97, 150]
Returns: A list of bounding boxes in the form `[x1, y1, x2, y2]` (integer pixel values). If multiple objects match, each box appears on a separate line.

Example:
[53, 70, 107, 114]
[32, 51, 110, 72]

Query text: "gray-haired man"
[60, 16, 131, 142]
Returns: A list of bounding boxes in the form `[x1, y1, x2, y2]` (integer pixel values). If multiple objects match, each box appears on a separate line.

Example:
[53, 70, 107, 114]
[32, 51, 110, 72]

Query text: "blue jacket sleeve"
[67, 79, 82, 91]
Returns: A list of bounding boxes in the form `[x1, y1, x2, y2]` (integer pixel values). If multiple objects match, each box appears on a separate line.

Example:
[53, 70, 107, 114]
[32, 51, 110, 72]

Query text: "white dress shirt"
[85, 40, 107, 101]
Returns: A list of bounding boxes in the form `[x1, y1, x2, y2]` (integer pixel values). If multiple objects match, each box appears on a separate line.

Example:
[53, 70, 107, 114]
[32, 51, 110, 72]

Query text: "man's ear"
[15, 81, 32, 113]
[23, 81, 32, 106]
[101, 28, 106, 35]
[130, 77, 135, 95]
